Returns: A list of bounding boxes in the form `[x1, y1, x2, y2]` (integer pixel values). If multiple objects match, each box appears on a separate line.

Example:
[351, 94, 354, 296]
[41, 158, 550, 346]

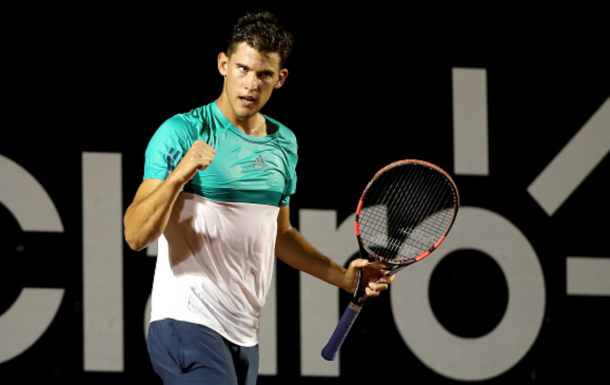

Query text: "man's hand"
[170, 140, 216, 186]
[344, 258, 396, 297]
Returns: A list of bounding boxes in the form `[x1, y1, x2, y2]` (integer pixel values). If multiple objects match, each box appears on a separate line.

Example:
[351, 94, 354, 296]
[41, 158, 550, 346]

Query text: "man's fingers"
[189, 141, 216, 169]
[368, 281, 389, 292]
[349, 258, 397, 297]
[377, 274, 396, 284]
[350, 258, 369, 269]
[368, 261, 394, 270]
[365, 283, 388, 297]
[192, 140, 216, 154]
[170, 141, 217, 185]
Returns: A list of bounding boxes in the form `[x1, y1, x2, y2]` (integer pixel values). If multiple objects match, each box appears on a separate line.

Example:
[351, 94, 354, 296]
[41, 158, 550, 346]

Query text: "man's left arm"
[275, 205, 394, 297]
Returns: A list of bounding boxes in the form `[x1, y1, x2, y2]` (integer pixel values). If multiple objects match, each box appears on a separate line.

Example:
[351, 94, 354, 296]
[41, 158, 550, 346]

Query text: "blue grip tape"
[321, 304, 361, 361]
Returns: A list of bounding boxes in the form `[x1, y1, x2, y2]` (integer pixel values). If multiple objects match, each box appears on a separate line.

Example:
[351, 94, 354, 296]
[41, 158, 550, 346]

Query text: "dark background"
[1, 3, 609, 384]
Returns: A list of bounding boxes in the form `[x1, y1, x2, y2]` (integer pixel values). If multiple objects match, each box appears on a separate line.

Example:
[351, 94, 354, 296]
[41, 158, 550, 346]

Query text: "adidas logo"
[252, 155, 268, 169]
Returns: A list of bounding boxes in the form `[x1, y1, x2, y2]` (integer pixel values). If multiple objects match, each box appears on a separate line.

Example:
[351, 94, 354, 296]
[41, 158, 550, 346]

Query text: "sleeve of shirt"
[143, 115, 190, 181]
[279, 133, 298, 207]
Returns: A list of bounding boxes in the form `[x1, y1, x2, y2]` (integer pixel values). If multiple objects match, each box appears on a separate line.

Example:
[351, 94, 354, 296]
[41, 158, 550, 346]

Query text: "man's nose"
[246, 73, 258, 91]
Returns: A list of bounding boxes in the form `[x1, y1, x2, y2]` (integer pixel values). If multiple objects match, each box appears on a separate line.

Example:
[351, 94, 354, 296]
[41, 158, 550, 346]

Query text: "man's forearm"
[275, 227, 350, 291]
[124, 177, 183, 251]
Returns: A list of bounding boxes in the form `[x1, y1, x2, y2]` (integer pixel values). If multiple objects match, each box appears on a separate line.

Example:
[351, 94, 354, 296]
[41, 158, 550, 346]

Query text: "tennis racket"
[321, 159, 460, 361]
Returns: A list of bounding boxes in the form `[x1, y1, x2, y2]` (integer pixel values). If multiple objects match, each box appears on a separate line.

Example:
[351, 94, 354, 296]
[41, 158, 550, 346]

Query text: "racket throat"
[387, 264, 409, 276]
[352, 266, 369, 305]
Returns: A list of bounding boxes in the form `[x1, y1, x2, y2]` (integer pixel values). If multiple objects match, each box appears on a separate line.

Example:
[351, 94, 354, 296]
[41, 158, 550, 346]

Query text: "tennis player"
[124, 11, 394, 385]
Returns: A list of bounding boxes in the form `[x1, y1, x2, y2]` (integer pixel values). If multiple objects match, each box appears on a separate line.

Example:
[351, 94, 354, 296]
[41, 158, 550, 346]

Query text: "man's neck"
[215, 96, 266, 137]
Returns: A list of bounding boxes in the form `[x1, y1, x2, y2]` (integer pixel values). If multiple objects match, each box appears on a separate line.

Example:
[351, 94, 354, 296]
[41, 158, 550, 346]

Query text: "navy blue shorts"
[147, 319, 259, 385]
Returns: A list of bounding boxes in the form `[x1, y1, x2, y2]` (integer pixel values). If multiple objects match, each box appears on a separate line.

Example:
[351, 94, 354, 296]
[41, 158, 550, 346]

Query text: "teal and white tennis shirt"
[145, 101, 298, 346]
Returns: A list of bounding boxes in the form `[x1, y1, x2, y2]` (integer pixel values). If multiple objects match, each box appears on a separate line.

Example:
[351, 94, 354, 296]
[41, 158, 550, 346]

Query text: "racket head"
[355, 159, 459, 267]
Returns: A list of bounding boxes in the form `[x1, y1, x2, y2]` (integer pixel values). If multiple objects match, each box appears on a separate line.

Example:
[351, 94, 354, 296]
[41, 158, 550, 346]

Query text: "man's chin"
[233, 108, 258, 120]
[227, 97, 260, 120]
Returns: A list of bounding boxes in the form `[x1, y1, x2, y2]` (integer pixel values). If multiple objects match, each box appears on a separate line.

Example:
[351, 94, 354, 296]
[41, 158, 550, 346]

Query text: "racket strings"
[422, 177, 457, 236]
[390, 166, 447, 257]
[359, 166, 414, 259]
[402, 170, 455, 252]
[360, 169, 402, 251]
[385, 167, 428, 254]
[358, 163, 457, 263]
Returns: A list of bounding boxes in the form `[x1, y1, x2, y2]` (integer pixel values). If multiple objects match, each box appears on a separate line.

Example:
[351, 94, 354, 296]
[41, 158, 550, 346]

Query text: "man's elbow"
[276, 224, 293, 239]
[124, 226, 147, 252]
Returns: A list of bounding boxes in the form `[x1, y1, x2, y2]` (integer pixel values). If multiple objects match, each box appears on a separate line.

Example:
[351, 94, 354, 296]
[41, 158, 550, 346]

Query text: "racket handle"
[321, 302, 361, 361]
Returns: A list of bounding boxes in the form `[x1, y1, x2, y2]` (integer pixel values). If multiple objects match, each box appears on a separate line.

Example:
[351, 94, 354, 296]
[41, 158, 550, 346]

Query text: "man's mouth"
[239, 96, 256, 105]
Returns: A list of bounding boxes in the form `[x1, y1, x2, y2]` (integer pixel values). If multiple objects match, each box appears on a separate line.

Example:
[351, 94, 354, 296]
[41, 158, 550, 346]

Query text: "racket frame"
[356, 159, 459, 269]
[321, 159, 459, 361]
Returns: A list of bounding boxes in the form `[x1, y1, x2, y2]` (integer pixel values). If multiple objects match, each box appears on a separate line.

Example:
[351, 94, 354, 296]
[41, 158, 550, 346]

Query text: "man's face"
[218, 42, 288, 120]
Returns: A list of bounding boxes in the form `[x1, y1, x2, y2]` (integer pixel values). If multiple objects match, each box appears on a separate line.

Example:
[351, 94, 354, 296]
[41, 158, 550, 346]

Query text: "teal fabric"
[144, 101, 298, 206]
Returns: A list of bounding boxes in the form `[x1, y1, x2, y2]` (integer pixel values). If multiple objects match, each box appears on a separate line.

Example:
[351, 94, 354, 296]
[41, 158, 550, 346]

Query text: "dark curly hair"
[227, 12, 294, 68]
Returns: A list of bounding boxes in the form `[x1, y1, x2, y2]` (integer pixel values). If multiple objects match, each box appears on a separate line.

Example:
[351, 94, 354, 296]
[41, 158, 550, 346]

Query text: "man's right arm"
[123, 140, 215, 251]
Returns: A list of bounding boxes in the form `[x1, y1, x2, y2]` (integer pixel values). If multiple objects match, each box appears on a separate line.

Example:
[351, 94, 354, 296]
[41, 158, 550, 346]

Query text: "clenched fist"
[170, 140, 216, 186]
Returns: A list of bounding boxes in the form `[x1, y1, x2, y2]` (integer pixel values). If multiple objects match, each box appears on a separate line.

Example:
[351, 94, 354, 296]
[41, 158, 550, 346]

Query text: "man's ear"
[274, 69, 289, 89]
[218, 52, 229, 77]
